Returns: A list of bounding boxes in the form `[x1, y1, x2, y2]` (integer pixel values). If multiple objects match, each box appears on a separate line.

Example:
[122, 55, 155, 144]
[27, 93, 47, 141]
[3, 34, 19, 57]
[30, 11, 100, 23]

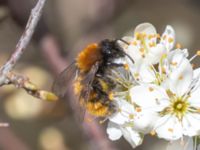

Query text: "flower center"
[172, 99, 188, 113]
[160, 90, 190, 121]
[170, 97, 189, 120]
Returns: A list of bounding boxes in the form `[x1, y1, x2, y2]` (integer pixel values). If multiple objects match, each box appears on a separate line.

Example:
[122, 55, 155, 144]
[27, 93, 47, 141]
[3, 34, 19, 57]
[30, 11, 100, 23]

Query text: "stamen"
[129, 114, 134, 119]
[123, 64, 129, 70]
[197, 50, 200, 56]
[150, 130, 156, 136]
[168, 128, 174, 133]
[178, 75, 183, 80]
[108, 92, 114, 100]
[132, 41, 137, 46]
[170, 61, 177, 66]
[190, 50, 200, 62]
[139, 47, 145, 53]
[149, 42, 156, 47]
[162, 35, 167, 40]
[168, 37, 174, 43]
[136, 107, 142, 112]
[157, 34, 161, 39]
[176, 43, 181, 49]
[149, 87, 154, 92]
[148, 34, 154, 40]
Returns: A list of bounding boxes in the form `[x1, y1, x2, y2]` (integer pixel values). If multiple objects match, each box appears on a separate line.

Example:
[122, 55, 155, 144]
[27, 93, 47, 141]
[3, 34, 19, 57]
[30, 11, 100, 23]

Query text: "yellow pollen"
[132, 41, 137, 46]
[196, 50, 200, 56]
[141, 32, 147, 38]
[150, 130, 156, 136]
[148, 34, 154, 40]
[124, 63, 129, 70]
[108, 92, 114, 100]
[134, 73, 139, 77]
[157, 34, 161, 39]
[136, 107, 142, 112]
[168, 128, 174, 133]
[139, 47, 145, 53]
[149, 42, 156, 47]
[178, 75, 183, 80]
[176, 103, 183, 110]
[162, 35, 167, 40]
[118, 108, 122, 113]
[170, 61, 177, 66]
[161, 67, 166, 74]
[168, 37, 174, 43]
[176, 43, 181, 49]
[135, 32, 140, 40]
[149, 87, 154, 92]
[129, 114, 134, 119]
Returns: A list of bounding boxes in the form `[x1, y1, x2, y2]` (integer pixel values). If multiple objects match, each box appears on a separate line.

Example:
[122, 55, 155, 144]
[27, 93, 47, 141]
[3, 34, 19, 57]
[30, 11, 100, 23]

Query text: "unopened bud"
[38, 91, 58, 101]
[24, 81, 37, 91]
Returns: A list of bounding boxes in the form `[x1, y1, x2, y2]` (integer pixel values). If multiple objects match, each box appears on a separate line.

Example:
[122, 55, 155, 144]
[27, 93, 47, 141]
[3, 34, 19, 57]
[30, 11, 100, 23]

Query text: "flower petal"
[182, 113, 200, 137]
[121, 126, 143, 148]
[133, 63, 156, 83]
[147, 43, 166, 64]
[165, 50, 193, 96]
[155, 115, 183, 140]
[134, 22, 157, 36]
[130, 84, 169, 109]
[106, 122, 122, 140]
[160, 25, 175, 52]
[130, 85, 169, 133]
[109, 100, 135, 125]
[126, 44, 143, 63]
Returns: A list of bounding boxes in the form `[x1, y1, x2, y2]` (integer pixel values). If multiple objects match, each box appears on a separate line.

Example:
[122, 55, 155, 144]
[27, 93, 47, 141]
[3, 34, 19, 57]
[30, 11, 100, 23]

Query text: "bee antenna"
[118, 39, 129, 45]
[122, 51, 135, 64]
[115, 39, 134, 64]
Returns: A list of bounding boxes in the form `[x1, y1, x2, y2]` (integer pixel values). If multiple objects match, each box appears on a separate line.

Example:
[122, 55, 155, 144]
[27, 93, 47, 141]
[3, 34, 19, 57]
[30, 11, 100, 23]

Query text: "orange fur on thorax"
[76, 43, 102, 72]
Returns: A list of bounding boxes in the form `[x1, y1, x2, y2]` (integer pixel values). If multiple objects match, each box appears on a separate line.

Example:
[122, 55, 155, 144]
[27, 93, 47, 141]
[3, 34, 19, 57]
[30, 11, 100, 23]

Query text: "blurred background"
[0, 0, 199, 149]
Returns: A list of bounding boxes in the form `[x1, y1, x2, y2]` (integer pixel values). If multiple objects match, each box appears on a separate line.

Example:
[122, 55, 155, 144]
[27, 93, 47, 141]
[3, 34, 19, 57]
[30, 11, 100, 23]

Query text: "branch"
[0, 0, 47, 85]
[0, 0, 57, 101]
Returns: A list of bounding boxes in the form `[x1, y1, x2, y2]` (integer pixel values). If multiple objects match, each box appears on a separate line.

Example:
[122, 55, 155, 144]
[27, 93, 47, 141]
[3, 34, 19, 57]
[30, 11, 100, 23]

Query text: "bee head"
[100, 39, 123, 57]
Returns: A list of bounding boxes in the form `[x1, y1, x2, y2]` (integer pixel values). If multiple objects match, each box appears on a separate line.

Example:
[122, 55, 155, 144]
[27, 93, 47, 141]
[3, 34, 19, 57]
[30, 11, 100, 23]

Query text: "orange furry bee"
[53, 39, 133, 118]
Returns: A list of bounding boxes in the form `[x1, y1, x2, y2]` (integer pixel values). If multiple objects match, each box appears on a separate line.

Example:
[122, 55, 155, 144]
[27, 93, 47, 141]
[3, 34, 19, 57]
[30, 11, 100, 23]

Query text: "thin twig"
[0, 0, 47, 85]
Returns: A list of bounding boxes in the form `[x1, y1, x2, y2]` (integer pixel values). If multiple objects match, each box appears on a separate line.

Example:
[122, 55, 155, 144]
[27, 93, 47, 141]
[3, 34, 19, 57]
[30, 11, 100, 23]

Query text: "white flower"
[107, 100, 144, 148]
[133, 49, 190, 87]
[118, 22, 175, 65]
[130, 58, 200, 140]
[107, 122, 143, 148]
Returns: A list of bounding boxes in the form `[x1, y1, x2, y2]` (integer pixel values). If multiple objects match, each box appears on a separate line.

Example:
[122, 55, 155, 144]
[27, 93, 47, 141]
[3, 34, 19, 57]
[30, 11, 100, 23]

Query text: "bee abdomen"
[86, 101, 110, 117]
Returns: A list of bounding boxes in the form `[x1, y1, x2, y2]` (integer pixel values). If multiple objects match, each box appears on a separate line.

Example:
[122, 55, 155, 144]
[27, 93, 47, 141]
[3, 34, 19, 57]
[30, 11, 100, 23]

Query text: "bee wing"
[79, 62, 99, 102]
[52, 62, 85, 121]
[52, 61, 99, 122]
[52, 62, 77, 98]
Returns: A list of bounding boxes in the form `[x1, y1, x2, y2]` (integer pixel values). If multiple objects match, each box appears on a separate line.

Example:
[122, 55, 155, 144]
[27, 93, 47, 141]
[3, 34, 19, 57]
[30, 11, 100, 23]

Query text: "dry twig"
[0, 0, 57, 101]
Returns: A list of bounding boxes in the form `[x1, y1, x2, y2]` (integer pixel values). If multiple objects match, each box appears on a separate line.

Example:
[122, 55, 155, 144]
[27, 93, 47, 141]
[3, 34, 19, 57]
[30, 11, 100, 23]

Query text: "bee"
[52, 39, 134, 119]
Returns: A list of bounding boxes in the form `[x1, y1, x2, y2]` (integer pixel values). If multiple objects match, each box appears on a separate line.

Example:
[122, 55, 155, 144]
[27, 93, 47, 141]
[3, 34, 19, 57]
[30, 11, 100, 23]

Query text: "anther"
[176, 43, 181, 49]
[168, 37, 174, 43]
